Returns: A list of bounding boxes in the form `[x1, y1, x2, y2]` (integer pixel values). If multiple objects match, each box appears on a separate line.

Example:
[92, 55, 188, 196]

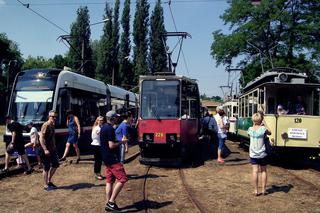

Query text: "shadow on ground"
[58, 182, 105, 191]
[120, 200, 173, 212]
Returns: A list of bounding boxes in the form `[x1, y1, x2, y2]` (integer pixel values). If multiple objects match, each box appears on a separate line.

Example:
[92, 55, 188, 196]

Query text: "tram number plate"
[155, 132, 164, 138]
[288, 128, 307, 139]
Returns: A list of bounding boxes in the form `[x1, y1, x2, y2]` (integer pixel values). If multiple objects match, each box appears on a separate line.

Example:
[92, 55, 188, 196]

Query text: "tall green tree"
[0, 33, 22, 87]
[112, 0, 120, 85]
[21, 56, 54, 70]
[52, 54, 67, 69]
[96, 2, 113, 84]
[133, 0, 150, 84]
[67, 6, 94, 77]
[149, 0, 167, 74]
[211, 0, 320, 87]
[119, 0, 133, 89]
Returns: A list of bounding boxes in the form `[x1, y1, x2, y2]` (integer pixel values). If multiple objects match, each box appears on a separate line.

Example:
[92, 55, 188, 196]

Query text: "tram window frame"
[182, 80, 200, 119]
[253, 90, 258, 114]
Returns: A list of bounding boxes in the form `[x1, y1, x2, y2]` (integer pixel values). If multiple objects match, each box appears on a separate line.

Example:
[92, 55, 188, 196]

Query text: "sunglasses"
[50, 115, 57, 118]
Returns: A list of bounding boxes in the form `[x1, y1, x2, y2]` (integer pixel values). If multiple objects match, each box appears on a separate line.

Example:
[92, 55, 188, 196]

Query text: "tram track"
[178, 168, 207, 213]
[142, 165, 152, 213]
[273, 166, 320, 191]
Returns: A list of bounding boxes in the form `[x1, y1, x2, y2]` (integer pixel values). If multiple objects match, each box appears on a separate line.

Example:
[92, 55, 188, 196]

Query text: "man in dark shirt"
[39, 110, 59, 191]
[100, 111, 128, 212]
[1, 116, 32, 174]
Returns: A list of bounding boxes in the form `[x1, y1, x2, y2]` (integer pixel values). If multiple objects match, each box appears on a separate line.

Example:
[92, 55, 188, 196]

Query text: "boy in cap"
[100, 111, 128, 212]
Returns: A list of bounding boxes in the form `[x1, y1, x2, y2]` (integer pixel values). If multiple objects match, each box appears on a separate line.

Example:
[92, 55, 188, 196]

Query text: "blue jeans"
[217, 133, 226, 151]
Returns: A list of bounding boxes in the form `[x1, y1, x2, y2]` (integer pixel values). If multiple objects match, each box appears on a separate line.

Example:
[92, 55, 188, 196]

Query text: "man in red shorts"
[100, 111, 128, 212]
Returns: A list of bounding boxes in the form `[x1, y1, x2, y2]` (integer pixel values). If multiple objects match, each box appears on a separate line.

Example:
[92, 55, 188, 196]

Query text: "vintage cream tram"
[237, 67, 320, 153]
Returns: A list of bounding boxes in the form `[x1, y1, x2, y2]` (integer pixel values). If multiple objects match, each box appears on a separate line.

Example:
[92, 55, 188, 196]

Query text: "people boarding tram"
[3, 68, 138, 157]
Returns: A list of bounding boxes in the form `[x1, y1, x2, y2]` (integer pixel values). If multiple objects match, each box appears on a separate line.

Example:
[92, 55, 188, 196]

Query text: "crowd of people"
[1, 103, 277, 211]
[0, 109, 135, 211]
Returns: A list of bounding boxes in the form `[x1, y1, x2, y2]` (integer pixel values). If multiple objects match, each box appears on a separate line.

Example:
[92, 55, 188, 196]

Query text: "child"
[24, 122, 42, 168]
[247, 113, 271, 196]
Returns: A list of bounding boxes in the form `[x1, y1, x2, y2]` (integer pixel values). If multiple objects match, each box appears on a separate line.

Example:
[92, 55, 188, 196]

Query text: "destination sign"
[288, 128, 307, 139]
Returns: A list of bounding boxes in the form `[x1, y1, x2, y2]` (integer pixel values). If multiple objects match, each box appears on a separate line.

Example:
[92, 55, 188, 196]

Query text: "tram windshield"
[141, 80, 180, 119]
[9, 77, 56, 124]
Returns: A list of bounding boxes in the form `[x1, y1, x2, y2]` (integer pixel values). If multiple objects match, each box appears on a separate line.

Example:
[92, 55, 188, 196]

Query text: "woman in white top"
[214, 106, 229, 163]
[91, 116, 105, 180]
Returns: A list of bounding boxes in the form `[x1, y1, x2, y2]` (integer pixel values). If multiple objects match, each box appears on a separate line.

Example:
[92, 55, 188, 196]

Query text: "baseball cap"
[216, 106, 224, 111]
[106, 111, 120, 118]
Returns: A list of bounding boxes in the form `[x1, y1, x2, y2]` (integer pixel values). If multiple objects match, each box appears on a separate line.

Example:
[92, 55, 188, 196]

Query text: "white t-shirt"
[214, 114, 228, 134]
[91, 125, 101, 146]
[30, 127, 39, 145]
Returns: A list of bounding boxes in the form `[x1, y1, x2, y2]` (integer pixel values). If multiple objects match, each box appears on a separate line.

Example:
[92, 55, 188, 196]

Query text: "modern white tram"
[4, 68, 137, 155]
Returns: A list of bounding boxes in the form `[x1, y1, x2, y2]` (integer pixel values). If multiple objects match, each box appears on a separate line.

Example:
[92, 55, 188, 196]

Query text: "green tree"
[52, 54, 67, 69]
[0, 33, 23, 90]
[112, 0, 120, 85]
[96, 2, 113, 84]
[133, 0, 150, 84]
[21, 56, 55, 70]
[119, 0, 134, 89]
[67, 6, 94, 77]
[149, 0, 167, 74]
[211, 0, 320, 87]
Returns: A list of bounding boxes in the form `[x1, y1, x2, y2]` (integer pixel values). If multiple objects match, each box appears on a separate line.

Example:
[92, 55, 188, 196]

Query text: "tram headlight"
[166, 133, 177, 143]
[278, 73, 288, 82]
[143, 133, 154, 143]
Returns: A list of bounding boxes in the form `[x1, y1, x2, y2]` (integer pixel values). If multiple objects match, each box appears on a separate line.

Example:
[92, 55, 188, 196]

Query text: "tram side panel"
[268, 115, 320, 151]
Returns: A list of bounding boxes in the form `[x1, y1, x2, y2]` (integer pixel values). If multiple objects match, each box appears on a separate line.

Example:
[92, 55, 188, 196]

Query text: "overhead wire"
[16, 0, 69, 34]
[167, 0, 190, 77]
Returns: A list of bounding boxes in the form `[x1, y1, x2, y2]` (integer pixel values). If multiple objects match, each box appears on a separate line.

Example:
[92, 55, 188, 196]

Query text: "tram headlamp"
[278, 73, 288, 82]
[166, 133, 177, 143]
[143, 133, 154, 143]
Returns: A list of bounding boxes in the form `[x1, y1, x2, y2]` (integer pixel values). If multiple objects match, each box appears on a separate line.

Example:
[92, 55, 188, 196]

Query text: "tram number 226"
[155, 132, 164, 138]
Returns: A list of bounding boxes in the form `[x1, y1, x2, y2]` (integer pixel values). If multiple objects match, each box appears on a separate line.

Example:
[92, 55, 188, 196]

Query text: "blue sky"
[0, 0, 236, 98]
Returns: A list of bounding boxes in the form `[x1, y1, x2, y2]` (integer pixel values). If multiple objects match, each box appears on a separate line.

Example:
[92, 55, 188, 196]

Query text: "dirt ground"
[0, 141, 320, 213]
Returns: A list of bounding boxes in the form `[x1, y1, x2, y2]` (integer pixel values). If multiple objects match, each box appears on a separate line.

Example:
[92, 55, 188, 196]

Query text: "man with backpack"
[201, 112, 218, 160]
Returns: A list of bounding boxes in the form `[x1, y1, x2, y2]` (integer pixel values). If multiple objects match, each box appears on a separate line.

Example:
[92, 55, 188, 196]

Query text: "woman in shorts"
[247, 113, 272, 196]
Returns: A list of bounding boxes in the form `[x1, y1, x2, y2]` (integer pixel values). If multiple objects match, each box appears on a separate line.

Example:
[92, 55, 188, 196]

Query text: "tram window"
[267, 97, 275, 114]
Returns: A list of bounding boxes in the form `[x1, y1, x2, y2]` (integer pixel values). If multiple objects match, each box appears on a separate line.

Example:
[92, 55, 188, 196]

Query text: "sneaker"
[105, 201, 120, 212]
[24, 168, 33, 175]
[44, 185, 54, 191]
[0, 168, 9, 173]
[48, 182, 57, 189]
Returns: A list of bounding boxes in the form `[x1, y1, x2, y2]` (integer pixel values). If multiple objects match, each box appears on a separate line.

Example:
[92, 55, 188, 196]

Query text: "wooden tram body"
[137, 74, 201, 165]
[237, 68, 320, 153]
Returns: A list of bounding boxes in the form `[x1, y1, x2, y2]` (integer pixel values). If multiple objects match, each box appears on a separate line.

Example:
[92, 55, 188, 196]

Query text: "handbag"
[264, 138, 273, 155]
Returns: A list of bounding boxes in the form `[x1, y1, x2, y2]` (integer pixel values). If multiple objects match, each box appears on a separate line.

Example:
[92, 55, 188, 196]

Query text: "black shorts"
[6, 143, 25, 155]
[250, 157, 268, 166]
[41, 150, 60, 171]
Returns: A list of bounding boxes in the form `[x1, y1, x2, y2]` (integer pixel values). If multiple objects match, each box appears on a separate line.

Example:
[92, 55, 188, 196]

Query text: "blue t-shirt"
[100, 123, 120, 165]
[115, 121, 129, 142]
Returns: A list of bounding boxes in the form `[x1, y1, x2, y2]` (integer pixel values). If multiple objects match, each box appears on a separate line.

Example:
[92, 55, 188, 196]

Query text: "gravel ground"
[0, 142, 319, 213]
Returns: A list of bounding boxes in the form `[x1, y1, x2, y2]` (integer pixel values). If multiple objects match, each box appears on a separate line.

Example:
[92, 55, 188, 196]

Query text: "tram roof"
[243, 67, 310, 92]
[139, 74, 197, 84]
[106, 84, 137, 102]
